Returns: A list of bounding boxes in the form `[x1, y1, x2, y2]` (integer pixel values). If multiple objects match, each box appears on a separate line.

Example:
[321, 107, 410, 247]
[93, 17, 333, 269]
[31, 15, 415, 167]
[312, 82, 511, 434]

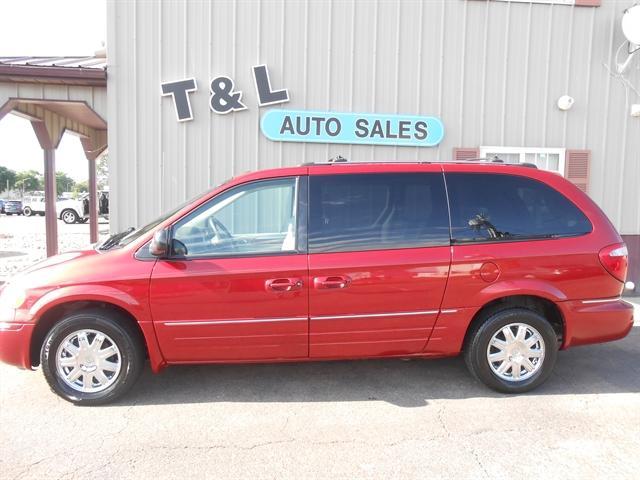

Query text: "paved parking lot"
[1, 310, 638, 479]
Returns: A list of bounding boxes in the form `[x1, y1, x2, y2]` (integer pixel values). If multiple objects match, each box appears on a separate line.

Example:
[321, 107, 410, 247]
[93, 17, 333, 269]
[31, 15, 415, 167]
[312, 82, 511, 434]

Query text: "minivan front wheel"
[464, 308, 558, 393]
[41, 310, 144, 405]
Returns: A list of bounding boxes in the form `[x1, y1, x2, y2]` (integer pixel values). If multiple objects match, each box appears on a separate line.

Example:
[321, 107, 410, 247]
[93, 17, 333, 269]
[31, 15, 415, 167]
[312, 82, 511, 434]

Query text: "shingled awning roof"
[0, 56, 107, 87]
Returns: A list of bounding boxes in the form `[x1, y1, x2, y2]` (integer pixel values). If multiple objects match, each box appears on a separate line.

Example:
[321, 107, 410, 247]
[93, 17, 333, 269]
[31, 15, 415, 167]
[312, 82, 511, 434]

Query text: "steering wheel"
[207, 216, 232, 240]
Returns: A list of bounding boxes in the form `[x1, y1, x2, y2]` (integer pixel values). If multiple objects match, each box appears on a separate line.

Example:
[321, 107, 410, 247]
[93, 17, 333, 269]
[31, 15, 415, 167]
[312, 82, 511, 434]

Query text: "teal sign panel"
[261, 110, 444, 147]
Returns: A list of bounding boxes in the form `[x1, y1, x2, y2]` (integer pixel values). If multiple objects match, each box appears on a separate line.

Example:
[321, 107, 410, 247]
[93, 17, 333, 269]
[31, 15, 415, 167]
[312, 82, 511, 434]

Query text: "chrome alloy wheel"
[486, 323, 545, 382]
[55, 329, 122, 393]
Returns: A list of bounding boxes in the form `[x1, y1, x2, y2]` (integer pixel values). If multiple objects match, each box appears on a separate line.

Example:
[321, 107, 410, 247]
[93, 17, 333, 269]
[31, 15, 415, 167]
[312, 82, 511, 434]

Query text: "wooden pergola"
[0, 56, 108, 256]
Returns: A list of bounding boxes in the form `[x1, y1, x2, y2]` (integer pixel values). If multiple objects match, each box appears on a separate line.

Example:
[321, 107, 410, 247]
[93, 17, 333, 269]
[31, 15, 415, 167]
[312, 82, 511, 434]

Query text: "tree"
[97, 154, 108, 189]
[14, 170, 43, 192]
[73, 180, 88, 194]
[56, 172, 75, 194]
[0, 166, 17, 193]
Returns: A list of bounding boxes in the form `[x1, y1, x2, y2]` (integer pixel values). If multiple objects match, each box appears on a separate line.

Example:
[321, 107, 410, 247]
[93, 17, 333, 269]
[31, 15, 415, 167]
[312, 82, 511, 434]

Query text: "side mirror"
[149, 229, 169, 257]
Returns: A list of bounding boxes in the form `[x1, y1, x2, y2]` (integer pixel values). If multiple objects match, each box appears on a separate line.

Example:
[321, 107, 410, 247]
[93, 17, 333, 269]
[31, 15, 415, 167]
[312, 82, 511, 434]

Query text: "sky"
[0, 0, 106, 183]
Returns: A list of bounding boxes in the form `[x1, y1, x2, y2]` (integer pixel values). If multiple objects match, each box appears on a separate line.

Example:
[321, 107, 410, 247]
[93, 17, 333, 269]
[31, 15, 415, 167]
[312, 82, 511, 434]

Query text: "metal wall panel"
[108, 0, 639, 235]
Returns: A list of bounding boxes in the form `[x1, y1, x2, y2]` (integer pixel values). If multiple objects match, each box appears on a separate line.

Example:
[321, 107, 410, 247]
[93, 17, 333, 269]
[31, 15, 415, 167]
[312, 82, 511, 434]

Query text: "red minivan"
[0, 162, 634, 405]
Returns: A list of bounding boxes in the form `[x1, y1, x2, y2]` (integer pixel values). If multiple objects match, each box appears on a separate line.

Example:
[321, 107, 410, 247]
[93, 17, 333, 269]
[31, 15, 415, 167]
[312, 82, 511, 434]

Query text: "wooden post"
[88, 156, 98, 243]
[81, 134, 106, 245]
[31, 121, 58, 257]
[43, 148, 58, 256]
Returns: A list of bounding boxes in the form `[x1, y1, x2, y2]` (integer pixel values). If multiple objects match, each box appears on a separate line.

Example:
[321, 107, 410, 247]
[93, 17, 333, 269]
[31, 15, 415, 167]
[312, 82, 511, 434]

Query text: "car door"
[307, 167, 452, 358]
[149, 176, 309, 362]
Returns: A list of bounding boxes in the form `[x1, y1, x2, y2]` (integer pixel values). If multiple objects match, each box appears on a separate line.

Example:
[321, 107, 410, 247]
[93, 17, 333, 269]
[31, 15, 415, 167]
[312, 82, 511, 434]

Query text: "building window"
[479, 146, 566, 175]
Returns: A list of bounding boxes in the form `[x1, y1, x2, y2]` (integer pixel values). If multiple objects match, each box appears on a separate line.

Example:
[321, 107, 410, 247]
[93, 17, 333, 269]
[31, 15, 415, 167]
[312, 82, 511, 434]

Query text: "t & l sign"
[160, 64, 289, 121]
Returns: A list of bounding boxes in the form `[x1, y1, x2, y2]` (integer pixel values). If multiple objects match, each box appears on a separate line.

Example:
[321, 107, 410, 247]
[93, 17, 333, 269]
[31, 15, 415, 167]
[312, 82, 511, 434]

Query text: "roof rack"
[301, 156, 538, 169]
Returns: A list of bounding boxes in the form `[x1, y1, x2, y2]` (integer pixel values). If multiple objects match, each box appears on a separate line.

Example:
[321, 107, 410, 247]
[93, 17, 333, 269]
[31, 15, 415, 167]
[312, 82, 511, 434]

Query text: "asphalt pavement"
[1, 305, 639, 479]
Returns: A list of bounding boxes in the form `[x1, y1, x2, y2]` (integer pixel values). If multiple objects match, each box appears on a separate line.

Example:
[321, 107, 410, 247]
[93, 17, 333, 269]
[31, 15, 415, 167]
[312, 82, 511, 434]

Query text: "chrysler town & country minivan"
[0, 161, 634, 404]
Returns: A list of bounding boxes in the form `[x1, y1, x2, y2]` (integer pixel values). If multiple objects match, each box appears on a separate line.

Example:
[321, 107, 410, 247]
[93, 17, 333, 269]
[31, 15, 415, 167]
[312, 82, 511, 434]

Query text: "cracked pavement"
[1, 305, 639, 479]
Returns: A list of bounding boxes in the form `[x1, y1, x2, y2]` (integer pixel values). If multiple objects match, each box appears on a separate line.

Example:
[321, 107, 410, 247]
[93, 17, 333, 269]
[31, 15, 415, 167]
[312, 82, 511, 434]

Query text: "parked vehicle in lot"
[0, 161, 634, 405]
[56, 190, 109, 224]
[3, 199, 23, 215]
[22, 195, 46, 217]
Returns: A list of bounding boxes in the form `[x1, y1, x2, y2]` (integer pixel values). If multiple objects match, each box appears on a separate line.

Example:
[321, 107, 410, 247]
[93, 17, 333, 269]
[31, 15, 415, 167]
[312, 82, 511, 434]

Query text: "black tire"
[79, 218, 89, 224]
[23, 207, 33, 216]
[40, 309, 144, 405]
[61, 209, 79, 224]
[38, 212, 45, 216]
[464, 308, 558, 394]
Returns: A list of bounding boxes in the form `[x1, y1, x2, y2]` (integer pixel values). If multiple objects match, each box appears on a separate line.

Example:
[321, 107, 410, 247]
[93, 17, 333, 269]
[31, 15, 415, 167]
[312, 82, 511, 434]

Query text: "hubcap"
[486, 323, 545, 382]
[63, 212, 74, 222]
[55, 329, 122, 393]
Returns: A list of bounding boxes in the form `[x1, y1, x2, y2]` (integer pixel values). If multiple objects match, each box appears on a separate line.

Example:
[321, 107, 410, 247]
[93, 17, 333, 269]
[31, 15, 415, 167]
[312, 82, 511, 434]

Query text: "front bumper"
[0, 303, 34, 369]
[560, 298, 635, 349]
[0, 322, 35, 369]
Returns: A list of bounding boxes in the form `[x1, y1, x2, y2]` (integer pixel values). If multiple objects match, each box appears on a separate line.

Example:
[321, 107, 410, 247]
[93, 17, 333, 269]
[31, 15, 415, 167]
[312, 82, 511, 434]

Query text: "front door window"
[172, 177, 298, 257]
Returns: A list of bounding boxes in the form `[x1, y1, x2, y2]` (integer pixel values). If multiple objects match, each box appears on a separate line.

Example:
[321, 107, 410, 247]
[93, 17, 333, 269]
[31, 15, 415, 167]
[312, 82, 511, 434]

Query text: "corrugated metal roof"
[0, 56, 107, 70]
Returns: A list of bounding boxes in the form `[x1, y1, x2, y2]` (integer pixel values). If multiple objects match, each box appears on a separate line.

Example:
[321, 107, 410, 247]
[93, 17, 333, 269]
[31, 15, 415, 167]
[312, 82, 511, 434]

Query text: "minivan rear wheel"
[40, 309, 144, 405]
[464, 308, 558, 393]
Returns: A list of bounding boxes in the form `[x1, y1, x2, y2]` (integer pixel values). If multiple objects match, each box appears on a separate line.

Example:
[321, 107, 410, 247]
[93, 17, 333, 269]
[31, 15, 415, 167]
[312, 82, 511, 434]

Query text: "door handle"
[314, 275, 352, 289]
[265, 278, 303, 292]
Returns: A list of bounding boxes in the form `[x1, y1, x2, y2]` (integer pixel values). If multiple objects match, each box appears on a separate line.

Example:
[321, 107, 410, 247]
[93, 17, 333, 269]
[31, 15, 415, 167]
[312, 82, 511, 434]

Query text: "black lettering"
[398, 121, 411, 139]
[296, 116, 310, 135]
[311, 117, 324, 135]
[252, 65, 290, 106]
[414, 121, 428, 140]
[161, 78, 197, 121]
[280, 116, 295, 135]
[370, 120, 384, 138]
[355, 118, 369, 138]
[325, 118, 341, 136]
[385, 120, 398, 139]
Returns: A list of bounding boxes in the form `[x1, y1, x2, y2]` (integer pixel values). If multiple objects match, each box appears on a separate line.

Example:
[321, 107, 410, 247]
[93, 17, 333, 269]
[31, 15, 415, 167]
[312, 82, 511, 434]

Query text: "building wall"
[107, 0, 639, 237]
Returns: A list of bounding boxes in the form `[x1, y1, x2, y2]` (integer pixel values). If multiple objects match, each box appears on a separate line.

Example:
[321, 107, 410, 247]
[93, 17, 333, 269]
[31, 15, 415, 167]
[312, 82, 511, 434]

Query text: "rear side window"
[309, 173, 449, 253]
[445, 173, 592, 243]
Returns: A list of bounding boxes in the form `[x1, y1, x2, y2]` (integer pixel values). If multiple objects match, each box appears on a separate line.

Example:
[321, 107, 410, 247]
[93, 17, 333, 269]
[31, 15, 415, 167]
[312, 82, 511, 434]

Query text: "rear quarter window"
[445, 173, 592, 243]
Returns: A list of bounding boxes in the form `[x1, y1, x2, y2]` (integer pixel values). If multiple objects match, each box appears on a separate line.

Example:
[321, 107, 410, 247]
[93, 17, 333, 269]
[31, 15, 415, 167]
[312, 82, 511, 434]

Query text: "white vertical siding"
[108, 0, 640, 235]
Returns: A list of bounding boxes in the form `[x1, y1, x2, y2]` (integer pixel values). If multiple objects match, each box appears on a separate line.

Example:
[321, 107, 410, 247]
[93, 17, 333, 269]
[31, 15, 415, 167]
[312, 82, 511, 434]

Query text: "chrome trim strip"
[311, 310, 439, 320]
[163, 317, 306, 327]
[440, 309, 458, 314]
[581, 298, 621, 304]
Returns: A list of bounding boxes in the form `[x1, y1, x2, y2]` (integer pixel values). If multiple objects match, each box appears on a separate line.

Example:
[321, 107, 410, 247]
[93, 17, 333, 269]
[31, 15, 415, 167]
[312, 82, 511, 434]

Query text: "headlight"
[0, 285, 27, 310]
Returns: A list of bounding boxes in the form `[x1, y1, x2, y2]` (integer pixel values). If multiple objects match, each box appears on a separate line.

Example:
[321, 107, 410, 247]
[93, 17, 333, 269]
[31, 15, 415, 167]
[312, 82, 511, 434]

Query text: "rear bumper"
[560, 298, 634, 349]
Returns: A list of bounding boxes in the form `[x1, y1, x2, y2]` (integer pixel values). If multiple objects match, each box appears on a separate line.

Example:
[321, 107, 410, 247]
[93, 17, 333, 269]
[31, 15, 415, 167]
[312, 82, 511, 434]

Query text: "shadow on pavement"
[118, 326, 639, 408]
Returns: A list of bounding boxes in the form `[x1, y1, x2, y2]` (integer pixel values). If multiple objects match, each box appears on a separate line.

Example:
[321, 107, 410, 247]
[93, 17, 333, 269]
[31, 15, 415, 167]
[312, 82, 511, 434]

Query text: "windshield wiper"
[98, 227, 135, 250]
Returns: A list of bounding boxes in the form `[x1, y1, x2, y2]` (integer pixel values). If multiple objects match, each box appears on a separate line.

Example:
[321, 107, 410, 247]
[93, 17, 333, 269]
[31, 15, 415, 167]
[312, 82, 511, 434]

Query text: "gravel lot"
[0, 214, 109, 282]
[1, 214, 639, 479]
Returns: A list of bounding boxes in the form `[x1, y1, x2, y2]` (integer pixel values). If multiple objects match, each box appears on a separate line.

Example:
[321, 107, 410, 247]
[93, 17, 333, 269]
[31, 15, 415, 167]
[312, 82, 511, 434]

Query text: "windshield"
[99, 186, 224, 250]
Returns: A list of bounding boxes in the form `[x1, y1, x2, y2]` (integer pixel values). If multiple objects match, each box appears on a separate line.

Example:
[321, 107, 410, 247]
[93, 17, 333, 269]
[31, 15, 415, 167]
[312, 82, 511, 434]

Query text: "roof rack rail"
[300, 156, 538, 168]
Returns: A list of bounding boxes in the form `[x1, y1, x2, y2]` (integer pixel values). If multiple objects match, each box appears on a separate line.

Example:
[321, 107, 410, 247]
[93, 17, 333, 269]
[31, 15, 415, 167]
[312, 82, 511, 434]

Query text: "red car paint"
[0, 163, 634, 372]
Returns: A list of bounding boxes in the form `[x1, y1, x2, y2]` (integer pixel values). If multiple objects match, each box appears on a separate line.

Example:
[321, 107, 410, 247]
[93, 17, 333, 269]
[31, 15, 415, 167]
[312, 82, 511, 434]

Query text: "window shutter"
[453, 147, 480, 161]
[574, 0, 601, 7]
[564, 149, 590, 193]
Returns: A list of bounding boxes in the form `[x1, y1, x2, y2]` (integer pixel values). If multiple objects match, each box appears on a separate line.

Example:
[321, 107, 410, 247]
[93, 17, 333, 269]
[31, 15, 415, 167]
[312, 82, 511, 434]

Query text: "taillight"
[598, 243, 628, 282]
